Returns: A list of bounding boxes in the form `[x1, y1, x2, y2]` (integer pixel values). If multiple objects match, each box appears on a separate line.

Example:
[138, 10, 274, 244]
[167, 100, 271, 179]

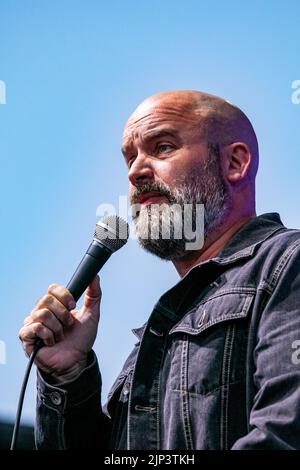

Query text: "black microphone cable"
[10, 339, 44, 450]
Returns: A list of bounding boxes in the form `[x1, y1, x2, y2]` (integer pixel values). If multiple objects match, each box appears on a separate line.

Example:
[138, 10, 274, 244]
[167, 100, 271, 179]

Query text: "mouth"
[137, 191, 169, 207]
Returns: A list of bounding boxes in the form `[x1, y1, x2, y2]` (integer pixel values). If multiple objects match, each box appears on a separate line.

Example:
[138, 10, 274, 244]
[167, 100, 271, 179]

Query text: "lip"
[138, 192, 168, 206]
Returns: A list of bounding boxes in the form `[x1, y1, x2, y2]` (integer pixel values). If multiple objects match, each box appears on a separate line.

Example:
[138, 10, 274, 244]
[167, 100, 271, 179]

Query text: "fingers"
[31, 308, 65, 341]
[20, 283, 76, 353]
[19, 322, 55, 355]
[85, 275, 101, 298]
[47, 283, 76, 311]
[35, 286, 75, 327]
[83, 275, 102, 311]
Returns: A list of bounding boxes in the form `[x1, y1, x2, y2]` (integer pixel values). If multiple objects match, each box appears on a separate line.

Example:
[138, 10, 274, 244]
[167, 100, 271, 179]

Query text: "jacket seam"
[220, 323, 235, 450]
[180, 335, 194, 450]
[156, 336, 169, 450]
[197, 288, 257, 304]
[65, 387, 101, 409]
[60, 388, 67, 449]
[37, 403, 66, 450]
[267, 239, 300, 291]
[171, 379, 244, 398]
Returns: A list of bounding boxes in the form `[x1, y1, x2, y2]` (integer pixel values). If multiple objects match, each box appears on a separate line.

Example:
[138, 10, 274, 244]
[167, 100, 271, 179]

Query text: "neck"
[173, 213, 256, 278]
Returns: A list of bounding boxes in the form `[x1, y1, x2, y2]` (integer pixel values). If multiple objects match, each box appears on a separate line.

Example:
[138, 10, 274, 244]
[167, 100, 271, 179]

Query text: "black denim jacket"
[35, 213, 300, 449]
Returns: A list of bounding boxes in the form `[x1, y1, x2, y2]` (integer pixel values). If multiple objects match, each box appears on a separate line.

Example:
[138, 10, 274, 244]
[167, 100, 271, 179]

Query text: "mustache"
[130, 182, 174, 205]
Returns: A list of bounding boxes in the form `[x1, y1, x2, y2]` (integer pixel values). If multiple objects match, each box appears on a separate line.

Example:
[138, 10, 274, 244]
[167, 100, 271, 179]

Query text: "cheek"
[154, 161, 192, 187]
[151, 160, 185, 186]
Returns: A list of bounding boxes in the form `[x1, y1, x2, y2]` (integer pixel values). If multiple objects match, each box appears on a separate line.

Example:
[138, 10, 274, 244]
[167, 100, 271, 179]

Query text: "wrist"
[47, 355, 89, 384]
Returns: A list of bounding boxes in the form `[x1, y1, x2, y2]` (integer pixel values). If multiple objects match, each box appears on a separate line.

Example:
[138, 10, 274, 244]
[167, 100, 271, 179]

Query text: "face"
[122, 96, 231, 260]
[122, 97, 209, 199]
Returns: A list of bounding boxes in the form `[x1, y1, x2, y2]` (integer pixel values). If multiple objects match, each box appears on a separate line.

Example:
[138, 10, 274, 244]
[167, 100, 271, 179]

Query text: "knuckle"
[44, 293, 54, 305]
[39, 308, 51, 321]
[48, 283, 59, 293]
[66, 289, 73, 299]
[36, 293, 52, 308]
[32, 308, 48, 322]
[65, 288, 74, 301]
[64, 296, 73, 308]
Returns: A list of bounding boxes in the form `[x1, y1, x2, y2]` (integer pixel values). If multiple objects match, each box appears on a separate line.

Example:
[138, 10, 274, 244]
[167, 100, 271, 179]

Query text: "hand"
[18, 276, 101, 382]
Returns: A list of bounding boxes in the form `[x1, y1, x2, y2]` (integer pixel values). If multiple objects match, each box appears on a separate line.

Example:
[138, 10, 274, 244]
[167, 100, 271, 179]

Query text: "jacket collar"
[213, 212, 284, 264]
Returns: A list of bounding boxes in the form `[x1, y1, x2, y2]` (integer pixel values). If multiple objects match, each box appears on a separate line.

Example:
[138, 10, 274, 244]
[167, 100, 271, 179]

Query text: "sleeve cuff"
[37, 350, 101, 411]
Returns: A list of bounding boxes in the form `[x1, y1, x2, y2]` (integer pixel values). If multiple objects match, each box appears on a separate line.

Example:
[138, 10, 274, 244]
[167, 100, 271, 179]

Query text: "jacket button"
[50, 391, 62, 406]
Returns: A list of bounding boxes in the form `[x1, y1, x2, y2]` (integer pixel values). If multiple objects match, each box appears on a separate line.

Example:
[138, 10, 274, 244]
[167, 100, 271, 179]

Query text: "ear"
[224, 142, 252, 184]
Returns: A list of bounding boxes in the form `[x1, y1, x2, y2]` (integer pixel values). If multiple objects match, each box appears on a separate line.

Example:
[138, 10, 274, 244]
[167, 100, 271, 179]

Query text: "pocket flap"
[169, 288, 255, 336]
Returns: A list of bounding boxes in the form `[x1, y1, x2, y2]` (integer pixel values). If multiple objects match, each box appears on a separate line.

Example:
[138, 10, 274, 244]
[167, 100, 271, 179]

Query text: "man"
[19, 90, 300, 449]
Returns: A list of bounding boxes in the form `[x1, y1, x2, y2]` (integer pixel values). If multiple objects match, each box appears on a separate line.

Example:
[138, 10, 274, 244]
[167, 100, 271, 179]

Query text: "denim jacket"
[35, 213, 300, 449]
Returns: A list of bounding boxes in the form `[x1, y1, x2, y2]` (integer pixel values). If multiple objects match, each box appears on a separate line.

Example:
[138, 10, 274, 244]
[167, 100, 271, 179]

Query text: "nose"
[128, 153, 154, 186]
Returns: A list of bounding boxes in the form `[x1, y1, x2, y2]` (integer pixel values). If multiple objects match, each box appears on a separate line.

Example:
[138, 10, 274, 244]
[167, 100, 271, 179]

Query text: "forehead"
[123, 99, 200, 145]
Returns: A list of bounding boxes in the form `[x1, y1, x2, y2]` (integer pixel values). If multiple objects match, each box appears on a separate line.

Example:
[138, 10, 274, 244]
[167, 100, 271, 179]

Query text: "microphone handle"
[66, 240, 112, 301]
[34, 240, 112, 351]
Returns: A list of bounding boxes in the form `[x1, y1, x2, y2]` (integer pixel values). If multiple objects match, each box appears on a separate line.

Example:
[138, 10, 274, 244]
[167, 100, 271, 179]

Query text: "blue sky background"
[0, 0, 299, 424]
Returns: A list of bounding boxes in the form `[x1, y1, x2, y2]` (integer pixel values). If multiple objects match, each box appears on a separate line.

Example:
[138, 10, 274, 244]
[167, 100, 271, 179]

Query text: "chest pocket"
[166, 289, 255, 396]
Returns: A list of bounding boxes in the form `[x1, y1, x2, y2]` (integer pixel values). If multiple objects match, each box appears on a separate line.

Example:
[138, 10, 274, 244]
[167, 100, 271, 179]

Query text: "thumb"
[83, 275, 102, 312]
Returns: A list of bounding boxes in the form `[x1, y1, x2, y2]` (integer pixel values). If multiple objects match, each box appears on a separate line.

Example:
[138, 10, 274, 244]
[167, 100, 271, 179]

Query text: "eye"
[157, 143, 174, 153]
[127, 156, 136, 168]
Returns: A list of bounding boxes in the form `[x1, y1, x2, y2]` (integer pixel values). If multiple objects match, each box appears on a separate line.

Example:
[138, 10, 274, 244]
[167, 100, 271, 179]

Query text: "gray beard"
[131, 146, 231, 261]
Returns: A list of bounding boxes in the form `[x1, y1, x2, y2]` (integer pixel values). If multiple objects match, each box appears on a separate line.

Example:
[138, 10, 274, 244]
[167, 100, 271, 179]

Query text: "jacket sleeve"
[232, 240, 300, 449]
[35, 350, 111, 449]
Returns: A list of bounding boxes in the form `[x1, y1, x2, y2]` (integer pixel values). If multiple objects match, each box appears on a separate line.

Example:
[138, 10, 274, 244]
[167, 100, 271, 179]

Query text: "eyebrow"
[121, 128, 180, 156]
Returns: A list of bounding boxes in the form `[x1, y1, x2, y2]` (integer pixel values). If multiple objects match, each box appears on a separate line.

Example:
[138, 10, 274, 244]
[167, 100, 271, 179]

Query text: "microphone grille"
[94, 215, 129, 252]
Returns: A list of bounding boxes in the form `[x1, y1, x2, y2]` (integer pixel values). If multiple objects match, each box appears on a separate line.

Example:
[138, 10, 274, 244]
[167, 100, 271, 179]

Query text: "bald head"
[128, 90, 259, 180]
[124, 90, 258, 266]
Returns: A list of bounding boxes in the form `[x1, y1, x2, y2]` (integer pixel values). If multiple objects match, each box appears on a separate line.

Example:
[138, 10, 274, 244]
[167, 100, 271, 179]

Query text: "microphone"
[66, 214, 130, 302]
[33, 215, 129, 352]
